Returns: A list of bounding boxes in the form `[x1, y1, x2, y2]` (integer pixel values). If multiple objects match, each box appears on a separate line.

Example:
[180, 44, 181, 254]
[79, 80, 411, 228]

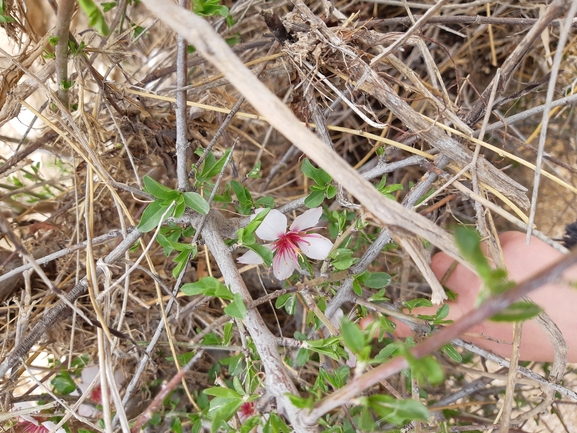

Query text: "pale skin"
[395, 231, 577, 362]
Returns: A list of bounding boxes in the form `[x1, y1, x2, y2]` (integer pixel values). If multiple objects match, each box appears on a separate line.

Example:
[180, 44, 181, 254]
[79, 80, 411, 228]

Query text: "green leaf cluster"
[376, 176, 403, 200]
[137, 175, 209, 233]
[313, 365, 350, 393]
[296, 336, 348, 367]
[193, 149, 274, 211]
[203, 375, 261, 432]
[192, 148, 232, 188]
[301, 159, 336, 207]
[181, 277, 246, 319]
[328, 248, 357, 270]
[326, 209, 353, 238]
[156, 223, 197, 278]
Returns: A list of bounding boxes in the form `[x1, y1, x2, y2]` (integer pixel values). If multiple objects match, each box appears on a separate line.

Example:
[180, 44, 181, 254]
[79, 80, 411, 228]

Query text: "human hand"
[396, 231, 577, 362]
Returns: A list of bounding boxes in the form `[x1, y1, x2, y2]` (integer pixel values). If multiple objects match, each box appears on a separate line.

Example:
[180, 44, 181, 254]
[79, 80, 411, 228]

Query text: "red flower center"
[273, 231, 303, 255]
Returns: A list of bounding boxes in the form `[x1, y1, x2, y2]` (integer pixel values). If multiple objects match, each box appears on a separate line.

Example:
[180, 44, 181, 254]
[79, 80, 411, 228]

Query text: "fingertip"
[430, 251, 454, 280]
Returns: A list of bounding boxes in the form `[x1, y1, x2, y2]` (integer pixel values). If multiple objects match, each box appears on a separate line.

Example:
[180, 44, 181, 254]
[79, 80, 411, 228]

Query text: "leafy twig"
[303, 248, 577, 424]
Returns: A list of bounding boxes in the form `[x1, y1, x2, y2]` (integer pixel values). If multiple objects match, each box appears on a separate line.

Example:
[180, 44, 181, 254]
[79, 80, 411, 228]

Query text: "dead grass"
[1, 0, 577, 432]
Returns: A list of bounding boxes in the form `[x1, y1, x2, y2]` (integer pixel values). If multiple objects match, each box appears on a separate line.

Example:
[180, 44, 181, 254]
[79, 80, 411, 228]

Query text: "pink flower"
[238, 207, 333, 280]
[237, 401, 256, 422]
[18, 417, 65, 433]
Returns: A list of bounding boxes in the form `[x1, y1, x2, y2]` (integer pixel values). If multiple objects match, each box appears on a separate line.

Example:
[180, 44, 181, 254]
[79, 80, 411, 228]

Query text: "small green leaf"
[352, 279, 363, 296]
[143, 175, 179, 199]
[404, 298, 432, 312]
[237, 230, 256, 246]
[247, 160, 261, 178]
[455, 226, 492, 279]
[223, 322, 233, 345]
[181, 276, 227, 296]
[301, 158, 331, 185]
[275, 293, 296, 314]
[166, 350, 195, 367]
[148, 412, 162, 426]
[132, 24, 145, 38]
[255, 196, 274, 208]
[204, 387, 241, 399]
[285, 393, 314, 410]
[340, 318, 365, 355]
[275, 293, 292, 308]
[262, 413, 291, 433]
[364, 395, 429, 426]
[330, 248, 355, 270]
[77, 0, 110, 36]
[442, 343, 463, 363]
[193, 0, 229, 18]
[137, 199, 172, 232]
[435, 303, 450, 321]
[230, 180, 254, 215]
[173, 197, 186, 218]
[325, 184, 337, 199]
[295, 348, 310, 367]
[490, 301, 543, 322]
[51, 372, 76, 395]
[198, 148, 232, 180]
[410, 354, 444, 385]
[224, 293, 247, 319]
[101, 2, 117, 12]
[172, 246, 196, 278]
[356, 406, 374, 431]
[374, 342, 402, 362]
[359, 271, 391, 289]
[182, 191, 210, 215]
[240, 416, 260, 433]
[304, 190, 325, 208]
[209, 398, 243, 430]
[171, 416, 182, 433]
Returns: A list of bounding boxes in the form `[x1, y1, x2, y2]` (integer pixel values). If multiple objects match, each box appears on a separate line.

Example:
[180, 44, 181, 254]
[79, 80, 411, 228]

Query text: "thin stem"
[54, 0, 75, 108]
[175, 0, 190, 191]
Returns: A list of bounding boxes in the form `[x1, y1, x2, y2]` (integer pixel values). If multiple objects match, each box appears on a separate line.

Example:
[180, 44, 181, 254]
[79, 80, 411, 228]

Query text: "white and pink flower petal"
[255, 209, 287, 241]
[289, 207, 323, 232]
[237, 249, 265, 265]
[296, 234, 333, 260]
[272, 248, 300, 280]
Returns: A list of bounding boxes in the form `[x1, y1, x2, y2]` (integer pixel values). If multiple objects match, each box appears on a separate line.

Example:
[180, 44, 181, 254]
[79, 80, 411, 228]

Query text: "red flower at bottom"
[238, 401, 256, 422]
